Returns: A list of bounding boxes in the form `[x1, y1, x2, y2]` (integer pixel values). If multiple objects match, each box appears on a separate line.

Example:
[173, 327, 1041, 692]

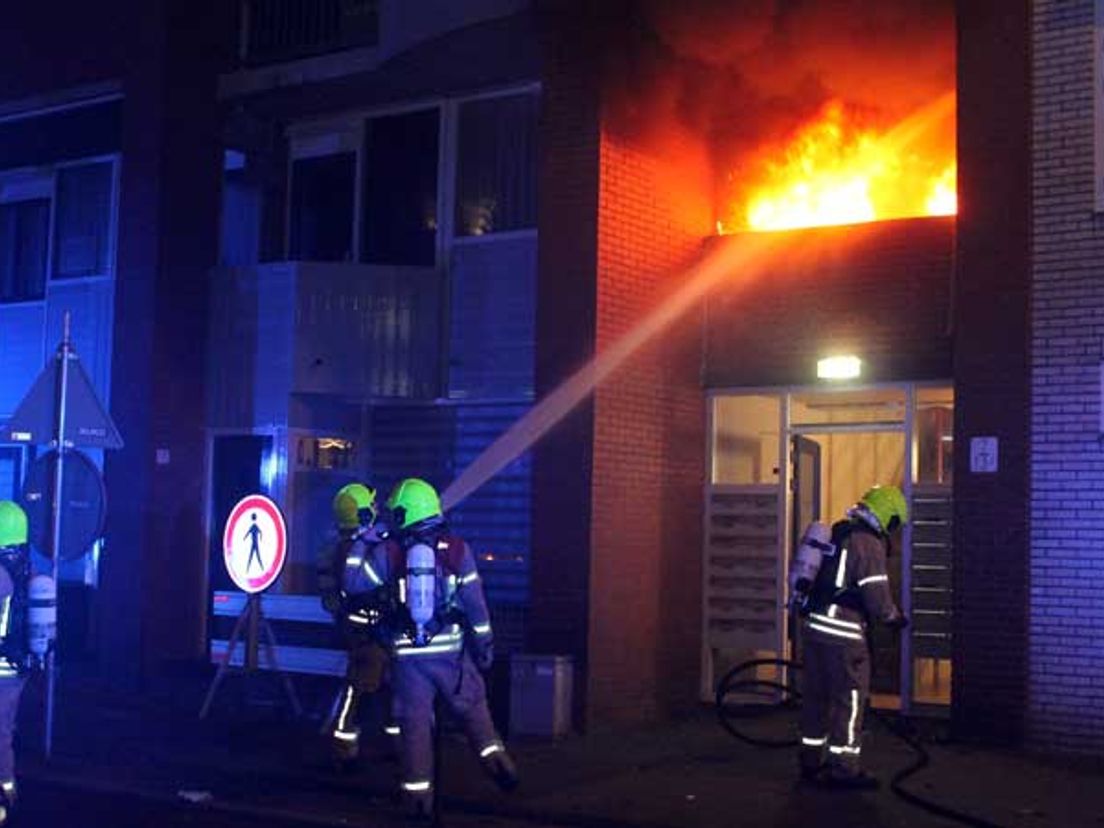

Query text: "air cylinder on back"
[405, 543, 436, 645]
[28, 574, 57, 659]
[790, 522, 832, 611]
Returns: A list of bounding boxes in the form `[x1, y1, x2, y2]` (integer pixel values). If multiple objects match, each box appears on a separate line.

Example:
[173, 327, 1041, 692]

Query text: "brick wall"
[529, 2, 601, 726]
[1029, 0, 1104, 752]
[952, 0, 1031, 744]
[703, 217, 954, 387]
[587, 125, 712, 723]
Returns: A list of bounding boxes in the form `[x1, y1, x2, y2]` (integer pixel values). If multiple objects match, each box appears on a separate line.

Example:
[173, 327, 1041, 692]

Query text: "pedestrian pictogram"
[202, 493, 300, 720]
[223, 495, 286, 594]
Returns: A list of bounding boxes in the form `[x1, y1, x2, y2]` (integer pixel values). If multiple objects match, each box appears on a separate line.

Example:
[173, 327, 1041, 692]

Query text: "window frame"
[0, 153, 120, 306]
[50, 155, 121, 284]
[282, 82, 541, 265]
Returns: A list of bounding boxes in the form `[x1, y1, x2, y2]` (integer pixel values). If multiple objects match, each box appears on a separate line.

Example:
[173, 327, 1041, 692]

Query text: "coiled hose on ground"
[714, 658, 1005, 828]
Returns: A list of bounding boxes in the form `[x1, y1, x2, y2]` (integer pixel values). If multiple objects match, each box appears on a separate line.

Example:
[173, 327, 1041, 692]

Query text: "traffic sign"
[222, 495, 286, 594]
[4, 346, 122, 449]
[22, 449, 106, 560]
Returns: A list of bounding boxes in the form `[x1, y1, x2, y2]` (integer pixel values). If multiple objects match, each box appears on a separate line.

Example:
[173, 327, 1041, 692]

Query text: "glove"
[473, 642, 494, 671]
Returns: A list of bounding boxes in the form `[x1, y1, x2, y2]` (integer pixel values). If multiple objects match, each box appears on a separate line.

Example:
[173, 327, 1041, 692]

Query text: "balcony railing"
[237, 0, 379, 66]
[208, 262, 443, 428]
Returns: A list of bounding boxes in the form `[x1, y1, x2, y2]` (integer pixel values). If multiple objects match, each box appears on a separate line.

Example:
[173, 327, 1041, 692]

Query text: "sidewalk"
[14, 667, 1104, 828]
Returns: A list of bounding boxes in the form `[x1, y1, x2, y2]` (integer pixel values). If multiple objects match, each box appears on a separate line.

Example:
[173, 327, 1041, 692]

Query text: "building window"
[288, 152, 355, 261]
[455, 93, 538, 237]
[362, 108, 439, 266]
[0, 198, 49, 303]
[53, 161, 114, 280]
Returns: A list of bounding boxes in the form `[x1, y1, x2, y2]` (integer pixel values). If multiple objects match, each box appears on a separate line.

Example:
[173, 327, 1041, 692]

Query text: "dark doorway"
[208, 435, 273, 595]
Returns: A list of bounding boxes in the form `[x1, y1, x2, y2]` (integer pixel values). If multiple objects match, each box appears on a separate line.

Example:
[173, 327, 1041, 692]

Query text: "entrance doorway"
[703, 384, 953, 713]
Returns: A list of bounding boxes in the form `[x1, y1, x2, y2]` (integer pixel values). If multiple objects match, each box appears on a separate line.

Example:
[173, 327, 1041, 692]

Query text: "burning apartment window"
[361, 109, 439, 266]
[455, 93, 538, 237]
[53, 161, 113, 280]
[0, 199, 48, 303]
[289, 152, 355, 261]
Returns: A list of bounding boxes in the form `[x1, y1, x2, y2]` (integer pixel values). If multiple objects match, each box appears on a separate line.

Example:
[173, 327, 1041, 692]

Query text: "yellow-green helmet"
[0, 501, 28, 548]
[387, 478, 441, 530]
[332, 482, 377, 530]
[855, 485, 908, 534]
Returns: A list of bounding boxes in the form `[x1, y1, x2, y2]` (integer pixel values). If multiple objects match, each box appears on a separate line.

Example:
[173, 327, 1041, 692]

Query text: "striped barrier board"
[209, 590, 347, 676]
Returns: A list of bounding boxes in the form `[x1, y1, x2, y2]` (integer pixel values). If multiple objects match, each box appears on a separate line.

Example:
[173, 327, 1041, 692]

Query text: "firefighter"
[797, 485, 909, 789]
[0, 502, 38, 824]
[317, 482, 392, 765]
[366, 478, 518, 821]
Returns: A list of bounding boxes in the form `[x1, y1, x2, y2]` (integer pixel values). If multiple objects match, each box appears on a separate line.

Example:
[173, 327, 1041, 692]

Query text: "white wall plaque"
[970, 436, 999, 474]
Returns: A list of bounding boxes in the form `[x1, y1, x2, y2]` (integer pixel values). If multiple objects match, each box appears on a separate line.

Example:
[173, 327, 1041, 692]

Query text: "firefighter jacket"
[361, 530, 493, 661]
[317, 524, 389, 636]
[803, 522, 901, 645]
[0, 551, 28, 679]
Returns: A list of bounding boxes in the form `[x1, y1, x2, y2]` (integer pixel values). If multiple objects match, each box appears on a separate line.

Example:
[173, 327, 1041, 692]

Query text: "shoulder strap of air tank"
[435, 535, 466, 577]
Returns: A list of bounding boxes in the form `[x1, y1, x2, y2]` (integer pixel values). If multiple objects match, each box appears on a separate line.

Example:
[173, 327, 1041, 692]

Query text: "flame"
[720, 94, 956, 233]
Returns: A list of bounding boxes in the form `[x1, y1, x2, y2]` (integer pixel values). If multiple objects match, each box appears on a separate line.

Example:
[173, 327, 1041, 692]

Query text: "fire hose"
[714, 657, 1006, 828]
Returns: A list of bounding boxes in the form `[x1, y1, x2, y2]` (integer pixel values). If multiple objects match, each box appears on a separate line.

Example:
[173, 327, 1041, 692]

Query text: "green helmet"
[0, 501, 28, 548]
[332, 482, 377, 530]
[855, 485, 908, 534]
[387, 478, 441, 530]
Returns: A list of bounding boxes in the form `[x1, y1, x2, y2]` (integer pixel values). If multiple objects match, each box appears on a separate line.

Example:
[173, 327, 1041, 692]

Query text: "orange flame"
[719, 93, 956, 233]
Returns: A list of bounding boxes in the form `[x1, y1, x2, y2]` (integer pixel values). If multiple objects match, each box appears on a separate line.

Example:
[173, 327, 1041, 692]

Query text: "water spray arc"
[441, 232, 790, 512]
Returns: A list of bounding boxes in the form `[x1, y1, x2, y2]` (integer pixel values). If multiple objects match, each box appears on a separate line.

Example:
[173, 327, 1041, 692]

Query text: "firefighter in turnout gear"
[0, 501, 48, 824]
[366, 478, 518, 821]
[797, 485, 909, 789]
[317, 483, 392, 765]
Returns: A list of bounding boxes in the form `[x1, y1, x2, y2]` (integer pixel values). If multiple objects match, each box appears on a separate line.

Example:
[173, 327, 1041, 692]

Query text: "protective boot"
[331, 727, 360, 770]
[481, 749, 519, 792]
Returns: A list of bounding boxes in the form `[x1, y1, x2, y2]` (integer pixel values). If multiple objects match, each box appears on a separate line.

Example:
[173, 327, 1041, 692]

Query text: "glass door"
[706, 383, 954, 713]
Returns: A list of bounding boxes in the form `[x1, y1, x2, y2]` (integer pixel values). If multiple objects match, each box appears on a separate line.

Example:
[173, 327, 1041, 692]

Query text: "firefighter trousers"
[332, 637, 388, 750]
[799, 635, 870, 778]
[392, 652, 502, 810]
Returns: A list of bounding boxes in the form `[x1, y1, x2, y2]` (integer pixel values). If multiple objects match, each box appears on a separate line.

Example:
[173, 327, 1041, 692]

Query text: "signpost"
[200, 494, 301, 719]
[5, 313, 122, 759]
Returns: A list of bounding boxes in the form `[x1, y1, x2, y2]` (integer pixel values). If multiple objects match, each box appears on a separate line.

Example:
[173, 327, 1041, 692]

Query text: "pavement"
[10, 664, 1104, 828]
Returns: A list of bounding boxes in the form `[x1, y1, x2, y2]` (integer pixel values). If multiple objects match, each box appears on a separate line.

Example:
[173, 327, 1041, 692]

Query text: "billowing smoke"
[587, 0, 956, 221]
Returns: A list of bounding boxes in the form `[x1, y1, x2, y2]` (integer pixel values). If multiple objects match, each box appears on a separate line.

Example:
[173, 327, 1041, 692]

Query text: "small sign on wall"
[970, 436, 999, 474]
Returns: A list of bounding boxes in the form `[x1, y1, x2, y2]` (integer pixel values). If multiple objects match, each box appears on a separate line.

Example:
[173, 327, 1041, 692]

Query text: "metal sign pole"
[45, 312, 72, 759]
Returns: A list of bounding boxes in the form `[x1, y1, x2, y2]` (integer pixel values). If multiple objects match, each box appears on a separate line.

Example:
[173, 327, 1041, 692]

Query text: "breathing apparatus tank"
[28, 575, 56, 663]
[405, 543, 437, 645]
[789, 521, 834, 613]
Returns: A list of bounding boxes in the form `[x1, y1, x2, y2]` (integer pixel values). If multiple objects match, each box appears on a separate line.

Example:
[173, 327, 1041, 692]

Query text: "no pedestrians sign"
[223, 494, 287, 594]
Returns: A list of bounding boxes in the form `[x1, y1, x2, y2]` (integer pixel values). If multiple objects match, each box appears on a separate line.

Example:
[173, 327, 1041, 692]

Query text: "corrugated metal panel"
[207, 264, 295, 429]
[0, 304, 45, 418]
[449, 403, 531, 606]
[447, 235, 536, 400]
[294, 262, 441, 399]
[208, 262, 442, 430]
[369, 402, 531, 608]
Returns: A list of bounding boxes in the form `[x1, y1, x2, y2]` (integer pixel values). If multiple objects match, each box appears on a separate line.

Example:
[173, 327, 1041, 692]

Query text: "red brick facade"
[531, 5, 712, 725]
[588, 126, 712, 722]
